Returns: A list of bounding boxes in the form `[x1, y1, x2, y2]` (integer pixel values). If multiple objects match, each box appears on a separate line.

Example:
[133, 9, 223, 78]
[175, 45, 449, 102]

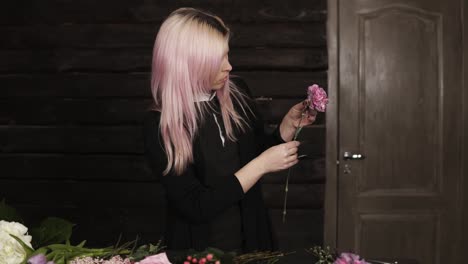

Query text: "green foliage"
[233, 250, 290, 264]
[2, 201, 129, 264]
[306, 246, 336, 264]
[17, 240, 130, 264]
[30, 217, 75, 248]
[129, 240, 165, 261]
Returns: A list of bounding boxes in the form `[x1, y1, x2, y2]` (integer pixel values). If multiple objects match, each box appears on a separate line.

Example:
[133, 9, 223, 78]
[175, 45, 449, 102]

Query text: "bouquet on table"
[0, 200, 289, 264]
[1, 200, 384, 264]
[307, 246, 371, 264]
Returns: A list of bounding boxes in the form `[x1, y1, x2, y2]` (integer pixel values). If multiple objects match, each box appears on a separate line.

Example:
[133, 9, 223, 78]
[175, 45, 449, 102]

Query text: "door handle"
[343, 151, 365, 160]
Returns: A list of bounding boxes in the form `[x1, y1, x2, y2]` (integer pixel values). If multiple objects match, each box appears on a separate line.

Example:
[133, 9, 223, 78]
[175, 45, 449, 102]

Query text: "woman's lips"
[218, 76, 228, 84]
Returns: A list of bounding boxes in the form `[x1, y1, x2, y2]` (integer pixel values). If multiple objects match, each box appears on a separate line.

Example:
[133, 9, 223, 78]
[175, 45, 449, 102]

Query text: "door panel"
[358, 214, 438, 264]
[358, 6, 441, 194]
[334, 0, 464, 263]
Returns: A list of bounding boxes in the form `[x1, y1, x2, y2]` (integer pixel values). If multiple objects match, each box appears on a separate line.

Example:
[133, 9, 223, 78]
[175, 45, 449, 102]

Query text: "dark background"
[0, 0, 328, 250]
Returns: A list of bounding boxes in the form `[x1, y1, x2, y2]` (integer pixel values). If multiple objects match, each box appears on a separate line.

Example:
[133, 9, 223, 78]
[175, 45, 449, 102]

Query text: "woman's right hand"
[256, 141, 300, 174]
[234, 140, 300, 193]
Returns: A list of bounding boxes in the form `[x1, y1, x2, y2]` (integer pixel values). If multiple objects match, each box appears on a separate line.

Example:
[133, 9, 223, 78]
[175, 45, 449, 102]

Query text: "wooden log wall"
[0, 0, 327, 250]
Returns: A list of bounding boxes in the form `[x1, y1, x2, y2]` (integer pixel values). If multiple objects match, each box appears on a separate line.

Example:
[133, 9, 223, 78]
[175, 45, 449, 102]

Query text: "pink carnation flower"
[307, 84, 328, 112]
[334, 252, 370, 264]
[334, 258, 348, 264]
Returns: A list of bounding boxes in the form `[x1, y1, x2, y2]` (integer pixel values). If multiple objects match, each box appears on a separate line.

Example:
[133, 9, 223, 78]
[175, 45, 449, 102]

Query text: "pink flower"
[135, 253, 172, 264]
[28, 254, 55, 264]
[206, 254, 213, 261]
[334, 258, 348, 264]
[342, 253, 362, 262]
[334, 253, 370, 264]
[307, 84, 328, 112]
[215, 261, 220, 264]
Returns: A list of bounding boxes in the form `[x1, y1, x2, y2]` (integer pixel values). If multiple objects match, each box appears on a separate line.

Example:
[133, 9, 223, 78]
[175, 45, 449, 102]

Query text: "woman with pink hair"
[143, 7, 316, 255]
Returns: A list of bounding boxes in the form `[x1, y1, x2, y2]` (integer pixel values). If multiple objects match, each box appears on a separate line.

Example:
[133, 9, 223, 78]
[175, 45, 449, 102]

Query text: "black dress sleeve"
[143, 111, 246, 224]
[231, 76, 286, 149]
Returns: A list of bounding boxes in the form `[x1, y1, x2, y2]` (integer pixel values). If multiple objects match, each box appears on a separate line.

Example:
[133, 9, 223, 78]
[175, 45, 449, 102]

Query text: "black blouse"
[143, 77, 284, 255]
[197, 96, 243, 251]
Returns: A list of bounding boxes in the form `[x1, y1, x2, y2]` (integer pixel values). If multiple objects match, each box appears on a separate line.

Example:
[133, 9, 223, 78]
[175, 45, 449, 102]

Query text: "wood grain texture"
[0, 0, 326, 25]
[0, 97, 326, 125]
[10, 203, 323, 248]
[0, 154, 325, 183]
[0, 71, 327, 98]
[0, 48, 327, 73]
[463, 0, 468, 256]
[324, 0, 338, 248]
[0, 23, 326, 49]
[0, 125, 324, 154]
[0, 126, 144, 154]
[0, 180, 323, 209]
[0, 0, 328, 250]
[334, 0, 464, 262]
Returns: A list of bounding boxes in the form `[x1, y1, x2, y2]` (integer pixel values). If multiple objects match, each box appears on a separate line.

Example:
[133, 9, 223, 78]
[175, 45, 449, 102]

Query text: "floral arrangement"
[154, 247, 290, 264]
[282, 84, 329, 222]
[0, 200, 132, 264]
[0, 199, 290, 264]
[0, 220, 33, 264]
[1, 200, 385, 264]
[307, 246, 371, 264]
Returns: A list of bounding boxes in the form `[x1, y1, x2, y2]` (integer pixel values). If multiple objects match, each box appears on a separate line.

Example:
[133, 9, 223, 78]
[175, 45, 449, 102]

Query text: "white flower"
[0, 220, 33, 264]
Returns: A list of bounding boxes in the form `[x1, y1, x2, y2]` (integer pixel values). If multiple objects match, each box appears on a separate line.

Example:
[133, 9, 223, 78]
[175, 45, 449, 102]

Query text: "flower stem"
[282, 111, 306, 223]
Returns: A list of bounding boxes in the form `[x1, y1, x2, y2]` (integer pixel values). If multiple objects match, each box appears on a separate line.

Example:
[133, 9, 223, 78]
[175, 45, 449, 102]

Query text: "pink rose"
[135, 253, 172, 264]
[334, 252, 370, 264]
[334, 258, 348, 264]
[307, 84, 328, 112]
[341, 252, 360, 261]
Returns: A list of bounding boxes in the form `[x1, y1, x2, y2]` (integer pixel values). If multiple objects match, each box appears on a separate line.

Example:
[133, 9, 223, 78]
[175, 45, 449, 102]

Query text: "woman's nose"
[224, 61, 232, 72]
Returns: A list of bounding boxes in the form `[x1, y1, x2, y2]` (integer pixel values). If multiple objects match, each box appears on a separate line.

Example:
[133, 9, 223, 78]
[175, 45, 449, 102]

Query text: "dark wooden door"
[326, 0, 465, 263]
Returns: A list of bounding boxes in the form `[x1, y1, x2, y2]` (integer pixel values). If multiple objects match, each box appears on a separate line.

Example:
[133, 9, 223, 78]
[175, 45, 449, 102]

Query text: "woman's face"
[211, 48, 232, 90]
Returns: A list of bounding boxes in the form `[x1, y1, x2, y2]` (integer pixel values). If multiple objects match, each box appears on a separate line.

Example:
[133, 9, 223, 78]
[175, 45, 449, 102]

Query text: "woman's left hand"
[279, 100, 317, 142]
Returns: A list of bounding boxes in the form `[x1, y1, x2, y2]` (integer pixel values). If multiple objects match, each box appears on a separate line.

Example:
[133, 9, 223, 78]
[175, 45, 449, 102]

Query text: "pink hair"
[151, 8, 251, 175]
